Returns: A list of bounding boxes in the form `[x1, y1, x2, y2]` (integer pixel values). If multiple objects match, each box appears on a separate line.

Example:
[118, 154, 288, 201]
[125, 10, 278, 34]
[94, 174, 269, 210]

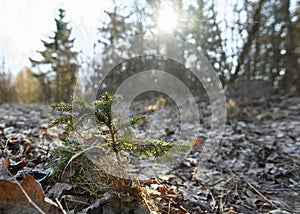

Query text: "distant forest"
[0, 0, 299, 103]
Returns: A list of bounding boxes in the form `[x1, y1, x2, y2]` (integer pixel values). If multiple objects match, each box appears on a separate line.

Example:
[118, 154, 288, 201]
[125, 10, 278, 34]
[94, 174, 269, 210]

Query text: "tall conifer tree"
[30, 8, 79, 102]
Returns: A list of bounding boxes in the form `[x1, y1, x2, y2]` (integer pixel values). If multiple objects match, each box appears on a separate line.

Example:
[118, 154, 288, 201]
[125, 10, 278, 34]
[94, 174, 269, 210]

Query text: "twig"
[219, 191, 224, 213]
[235, 183, 255, 211]
[245, 180, 277, 208]
[7, 170, 46, 214]
[61, 145, 99, 178]
[209, 190, 217, 210]
[55, 198, 67, 214]
[179, 205, 190, 213]
[140, 191, 152, 212]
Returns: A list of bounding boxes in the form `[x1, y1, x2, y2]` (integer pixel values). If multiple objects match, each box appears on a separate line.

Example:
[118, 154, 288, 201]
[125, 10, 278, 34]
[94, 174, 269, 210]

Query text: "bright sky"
[0, 0, 112, 74]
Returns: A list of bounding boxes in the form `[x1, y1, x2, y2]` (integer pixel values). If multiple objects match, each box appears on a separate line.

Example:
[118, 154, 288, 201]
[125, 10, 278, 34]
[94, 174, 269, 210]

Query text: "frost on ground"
[0, 92, 299, 213]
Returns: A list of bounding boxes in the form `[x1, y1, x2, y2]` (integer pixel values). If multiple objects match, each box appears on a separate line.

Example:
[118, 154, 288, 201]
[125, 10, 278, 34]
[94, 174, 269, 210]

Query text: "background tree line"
[0, 0, 299, 103]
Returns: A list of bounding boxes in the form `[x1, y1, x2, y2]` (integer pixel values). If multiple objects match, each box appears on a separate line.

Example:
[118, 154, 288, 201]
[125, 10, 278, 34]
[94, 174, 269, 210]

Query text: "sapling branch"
[50, 92, 174, 180]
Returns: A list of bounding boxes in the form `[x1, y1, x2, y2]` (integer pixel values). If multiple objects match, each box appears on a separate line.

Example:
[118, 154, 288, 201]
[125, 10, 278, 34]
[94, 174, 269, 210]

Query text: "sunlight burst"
[157, 2, 178, 33]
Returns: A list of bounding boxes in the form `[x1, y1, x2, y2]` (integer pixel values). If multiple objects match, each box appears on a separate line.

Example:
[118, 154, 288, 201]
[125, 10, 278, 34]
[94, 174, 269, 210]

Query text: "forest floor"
[0, 92, 299, 213]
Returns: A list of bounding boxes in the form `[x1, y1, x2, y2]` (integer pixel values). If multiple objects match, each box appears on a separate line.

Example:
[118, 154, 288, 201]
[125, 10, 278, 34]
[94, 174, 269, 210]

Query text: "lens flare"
[157, 2, 178, 32]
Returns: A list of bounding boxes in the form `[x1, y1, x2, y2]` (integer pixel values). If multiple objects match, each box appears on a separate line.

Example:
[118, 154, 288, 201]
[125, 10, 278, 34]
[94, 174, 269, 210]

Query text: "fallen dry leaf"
[48, 182, 74, 199]
[146, 178, 157, 185]
[191, 138, 204, 146]
[158, 186, 167, 194]
[0, 175, 61, 214]
[1, 158, 10, 170]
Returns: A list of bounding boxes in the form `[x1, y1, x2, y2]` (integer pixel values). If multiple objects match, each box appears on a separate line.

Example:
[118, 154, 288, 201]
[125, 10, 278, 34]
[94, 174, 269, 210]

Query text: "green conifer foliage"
[51, 92, 173, 179]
